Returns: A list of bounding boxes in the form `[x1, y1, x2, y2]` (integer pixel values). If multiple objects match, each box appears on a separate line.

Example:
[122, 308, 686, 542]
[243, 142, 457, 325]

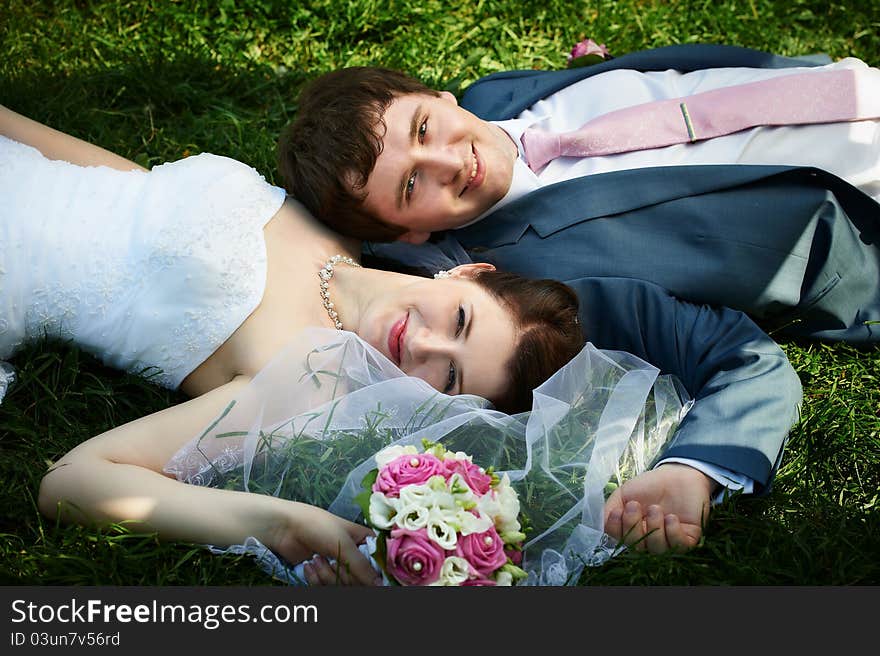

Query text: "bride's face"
[357, 276, 518, 403]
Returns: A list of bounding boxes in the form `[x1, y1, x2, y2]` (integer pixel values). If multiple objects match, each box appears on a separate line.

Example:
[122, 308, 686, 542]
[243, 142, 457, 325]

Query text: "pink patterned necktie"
[521, 68, 880, 170]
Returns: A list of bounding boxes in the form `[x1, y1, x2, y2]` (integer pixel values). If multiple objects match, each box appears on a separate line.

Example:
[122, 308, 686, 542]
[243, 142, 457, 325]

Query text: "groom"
[277, 43, 880, 553]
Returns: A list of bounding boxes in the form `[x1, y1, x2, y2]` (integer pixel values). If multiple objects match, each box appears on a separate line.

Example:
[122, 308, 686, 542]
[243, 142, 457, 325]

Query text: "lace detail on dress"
[0, 136, 286, 388]
[127, 154, 286, 387]
[170, 443, 245, 487]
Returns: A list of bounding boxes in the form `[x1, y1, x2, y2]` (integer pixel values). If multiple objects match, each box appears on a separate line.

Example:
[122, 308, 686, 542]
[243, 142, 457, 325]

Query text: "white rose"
[425, 511, 458, 550]
[495, 474, 522, 533]
[368, 492, 399, 530]
[396, 502, 430, 531]
[432, 556, 472, 586]
[398, 483, 434, 507]
[374, 444, 418, 469]
[495, 570, 513, 586]
[457, 509, 493, 536]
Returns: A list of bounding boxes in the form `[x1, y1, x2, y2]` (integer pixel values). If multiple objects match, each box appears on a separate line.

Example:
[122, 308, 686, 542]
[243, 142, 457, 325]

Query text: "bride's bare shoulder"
[268, 195, 360, 252]
[277, 194, 312, 216]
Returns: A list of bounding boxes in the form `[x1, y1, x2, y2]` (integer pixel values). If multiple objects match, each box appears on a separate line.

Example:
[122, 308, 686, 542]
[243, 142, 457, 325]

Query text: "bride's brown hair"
[471, 270, 584, 414]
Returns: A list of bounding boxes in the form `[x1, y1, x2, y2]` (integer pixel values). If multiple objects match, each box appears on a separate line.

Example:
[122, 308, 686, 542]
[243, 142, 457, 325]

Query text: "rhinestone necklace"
[318, 254, 361, 330]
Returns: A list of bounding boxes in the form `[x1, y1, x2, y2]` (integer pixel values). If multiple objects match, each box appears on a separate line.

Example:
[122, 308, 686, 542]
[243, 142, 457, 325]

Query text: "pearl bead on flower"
[484, 536, 494, 546]
[413, 562, 422, 571]
[410, 458, 419, 466]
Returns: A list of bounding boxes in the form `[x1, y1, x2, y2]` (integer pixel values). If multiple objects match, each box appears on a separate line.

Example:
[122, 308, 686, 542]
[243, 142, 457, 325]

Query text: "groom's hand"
[603, 463, 717, 554]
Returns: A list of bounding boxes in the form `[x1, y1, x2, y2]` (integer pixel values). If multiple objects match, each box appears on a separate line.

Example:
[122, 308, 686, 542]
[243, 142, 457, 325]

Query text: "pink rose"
[567, 38, 610, 63]
[461, 578, 497, 586]
[385, 528, 446, 585]
[444, 458, 492, 495]
[372, 453, 445, 498]
[454, 526, 507, 577]
[505, 546, 523, 566]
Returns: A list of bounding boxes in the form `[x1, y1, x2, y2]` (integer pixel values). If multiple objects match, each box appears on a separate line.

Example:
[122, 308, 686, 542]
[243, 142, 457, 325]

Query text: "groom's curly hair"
[278, 66, 439, 242]
[471, 270, 585, 415]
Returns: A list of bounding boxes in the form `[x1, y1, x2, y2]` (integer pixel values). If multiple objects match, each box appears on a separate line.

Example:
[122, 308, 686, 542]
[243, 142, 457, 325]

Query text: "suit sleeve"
[567, 277, 803, 494]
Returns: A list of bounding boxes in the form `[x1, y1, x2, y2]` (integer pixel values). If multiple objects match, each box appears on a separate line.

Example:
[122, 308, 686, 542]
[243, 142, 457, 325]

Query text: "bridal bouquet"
[356, 440, 528, 586]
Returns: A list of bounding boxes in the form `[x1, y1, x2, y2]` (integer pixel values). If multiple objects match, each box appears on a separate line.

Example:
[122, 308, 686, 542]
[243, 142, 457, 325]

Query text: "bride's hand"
[270, 503, 378, 585]
[603, 463, 716, 554]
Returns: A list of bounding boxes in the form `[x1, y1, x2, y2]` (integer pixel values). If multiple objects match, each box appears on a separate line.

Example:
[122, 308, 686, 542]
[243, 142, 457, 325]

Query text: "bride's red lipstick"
[388, 313, 409, 366]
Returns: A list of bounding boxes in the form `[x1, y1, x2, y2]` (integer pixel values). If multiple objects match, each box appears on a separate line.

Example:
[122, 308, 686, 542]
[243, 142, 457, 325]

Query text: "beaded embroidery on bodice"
[0, 135, 286, 389]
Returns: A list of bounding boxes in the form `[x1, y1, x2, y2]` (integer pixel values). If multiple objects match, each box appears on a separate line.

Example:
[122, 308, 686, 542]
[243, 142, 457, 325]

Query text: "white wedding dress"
[0, 135, 286, 395]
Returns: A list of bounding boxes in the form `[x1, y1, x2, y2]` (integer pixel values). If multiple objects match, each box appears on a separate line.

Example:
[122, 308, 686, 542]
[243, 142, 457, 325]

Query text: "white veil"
[165, 328, 691, 586]
[0, 361, 14, 404]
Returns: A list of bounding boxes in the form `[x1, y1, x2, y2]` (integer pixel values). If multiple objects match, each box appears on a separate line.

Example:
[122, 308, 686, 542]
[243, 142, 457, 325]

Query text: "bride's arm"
[0, 104, 147, 172]
[37, 378, 378, 585]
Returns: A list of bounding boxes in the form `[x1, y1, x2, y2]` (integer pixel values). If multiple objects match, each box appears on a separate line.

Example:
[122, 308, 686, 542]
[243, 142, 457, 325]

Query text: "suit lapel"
[454, 164, 804, 248]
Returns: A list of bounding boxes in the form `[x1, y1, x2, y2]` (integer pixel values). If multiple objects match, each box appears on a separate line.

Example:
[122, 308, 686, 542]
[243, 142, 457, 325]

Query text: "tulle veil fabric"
[0, 361, 14, 404]
[165, 328, 691, 586]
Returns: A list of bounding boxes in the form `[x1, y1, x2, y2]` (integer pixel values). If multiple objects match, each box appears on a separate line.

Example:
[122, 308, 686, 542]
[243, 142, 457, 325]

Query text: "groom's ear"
[439, 90, 458, 105]
[397, 230, 432, 245]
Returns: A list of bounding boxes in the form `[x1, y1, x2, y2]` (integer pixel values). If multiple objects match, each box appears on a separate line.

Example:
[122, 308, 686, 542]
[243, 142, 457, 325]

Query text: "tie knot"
[521, 127, 562, 171]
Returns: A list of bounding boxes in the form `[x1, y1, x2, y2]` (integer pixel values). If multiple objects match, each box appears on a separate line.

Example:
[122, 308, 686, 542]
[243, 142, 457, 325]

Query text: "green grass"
[1, 0, 879, 585]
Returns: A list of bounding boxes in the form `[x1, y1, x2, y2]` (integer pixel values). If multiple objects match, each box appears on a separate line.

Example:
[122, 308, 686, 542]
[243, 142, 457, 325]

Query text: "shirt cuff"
[655, 457, 754, 505]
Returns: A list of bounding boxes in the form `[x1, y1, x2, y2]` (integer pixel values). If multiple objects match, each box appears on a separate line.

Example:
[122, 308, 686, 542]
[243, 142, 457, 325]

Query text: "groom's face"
[359, 91, 518, 243]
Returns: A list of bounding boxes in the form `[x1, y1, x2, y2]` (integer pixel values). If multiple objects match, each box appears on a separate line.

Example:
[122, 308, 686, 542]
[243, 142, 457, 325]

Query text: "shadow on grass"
[1, 53, 311, 180]
[0, 339, 280, 586]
